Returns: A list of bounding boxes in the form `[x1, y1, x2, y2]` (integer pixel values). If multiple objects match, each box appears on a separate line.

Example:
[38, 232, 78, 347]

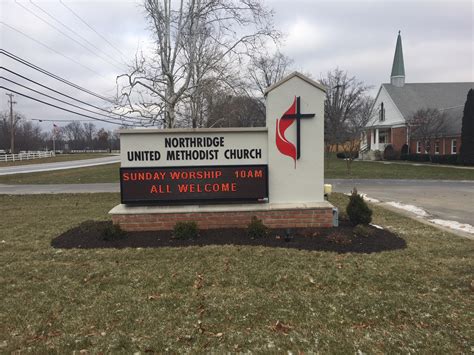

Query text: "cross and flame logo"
[275, 96, 315, 167]
[276, 97, 298, 166]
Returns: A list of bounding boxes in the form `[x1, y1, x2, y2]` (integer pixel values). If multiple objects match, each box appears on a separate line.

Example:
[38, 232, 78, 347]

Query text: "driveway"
[0, 156, 120, 176]
[327, 179, 474, 236]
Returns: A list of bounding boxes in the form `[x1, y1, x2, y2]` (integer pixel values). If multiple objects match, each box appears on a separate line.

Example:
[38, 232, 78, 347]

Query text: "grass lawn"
[1, 157, 473, 184]
[1, 193, 472, 352]
[0, 153, 112, 167]
[0, 163, 120, 184]
[325, 157, 474, 180]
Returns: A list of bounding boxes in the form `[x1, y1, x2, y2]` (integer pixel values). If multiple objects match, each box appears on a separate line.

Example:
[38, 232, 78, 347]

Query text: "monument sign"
[110, 72, 334, 231]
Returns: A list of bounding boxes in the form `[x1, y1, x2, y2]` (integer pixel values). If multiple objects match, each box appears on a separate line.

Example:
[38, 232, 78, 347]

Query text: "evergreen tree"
[460, 89, 474, 165]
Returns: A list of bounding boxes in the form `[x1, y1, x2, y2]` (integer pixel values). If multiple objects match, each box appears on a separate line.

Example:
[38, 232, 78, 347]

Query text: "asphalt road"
[327, 179, 474, 225]
[0, 156, 120, 176]
[0, 178, 472, 236]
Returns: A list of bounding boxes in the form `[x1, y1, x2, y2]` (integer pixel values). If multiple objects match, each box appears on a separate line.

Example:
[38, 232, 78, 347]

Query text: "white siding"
[368, 85, 405, 127]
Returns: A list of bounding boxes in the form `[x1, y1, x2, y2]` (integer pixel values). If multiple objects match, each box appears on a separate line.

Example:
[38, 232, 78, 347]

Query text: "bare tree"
[320, 68, 371, 164]
[0, 111, 22, 152]
[407, 108, 446, 157]
[206, 94, 265, 128]
[116, 0, 277, 128]
[0, 111, 48, 151]
[83, 123, 96, 149]
[343, 96, 375, 173]
[63, 121, 85, 149]
[96, 128, 110, 150]
[248, 50, 293, 97]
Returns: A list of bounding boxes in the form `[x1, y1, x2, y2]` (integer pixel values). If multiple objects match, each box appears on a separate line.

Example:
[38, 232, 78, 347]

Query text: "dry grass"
[0, 193, 472, 352]
[1, 156, 473, 185]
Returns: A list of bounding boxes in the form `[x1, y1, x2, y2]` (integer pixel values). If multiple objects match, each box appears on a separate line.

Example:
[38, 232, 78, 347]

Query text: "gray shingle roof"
[383, 82, 474, 135]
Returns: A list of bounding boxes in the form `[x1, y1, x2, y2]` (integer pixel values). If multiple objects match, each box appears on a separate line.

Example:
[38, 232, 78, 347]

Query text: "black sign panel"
[120, 165, 268, 205]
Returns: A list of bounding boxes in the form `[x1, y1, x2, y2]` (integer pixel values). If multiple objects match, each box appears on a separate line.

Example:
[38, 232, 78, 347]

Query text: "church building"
[361, 32, 473, 158]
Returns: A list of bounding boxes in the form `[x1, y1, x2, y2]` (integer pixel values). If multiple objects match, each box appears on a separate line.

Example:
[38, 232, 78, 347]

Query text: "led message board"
[120, 165, 268, 204]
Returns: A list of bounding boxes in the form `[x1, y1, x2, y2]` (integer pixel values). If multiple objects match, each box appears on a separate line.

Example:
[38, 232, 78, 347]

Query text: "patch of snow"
[343, 192, 380, 203]
[369, 223, 384, 230]
[360, 194, 380, 203]
[429, 219, 474, 234]
[386, 201, 430, 217]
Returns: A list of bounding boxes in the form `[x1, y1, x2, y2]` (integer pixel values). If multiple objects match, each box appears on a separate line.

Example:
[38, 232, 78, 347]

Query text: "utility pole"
[5, 93, 17, 154]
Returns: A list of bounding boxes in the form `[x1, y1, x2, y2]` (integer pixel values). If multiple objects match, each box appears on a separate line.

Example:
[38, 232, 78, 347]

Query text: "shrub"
[400, 144, 409, 158]
[336, 152, 359, 159]
[383, 144, 398, 160]
[173, 221, 199, 239]
[431, 154, 460, 165]
[247, 216, 268, 239]
[346, 190, 372, 226]
[353, 224, 374, 238]
[402, 154, 461, 165]
[404, 153, 430, 162]
[101, 223, 125, 241]
[373, 150, 383, 160]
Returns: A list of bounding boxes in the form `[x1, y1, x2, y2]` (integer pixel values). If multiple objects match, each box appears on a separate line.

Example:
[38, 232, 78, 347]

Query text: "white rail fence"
[0, 151, 55, 162]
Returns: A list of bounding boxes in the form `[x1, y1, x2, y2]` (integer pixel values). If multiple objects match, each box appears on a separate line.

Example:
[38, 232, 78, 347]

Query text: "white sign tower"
[265, 72, 326, 204]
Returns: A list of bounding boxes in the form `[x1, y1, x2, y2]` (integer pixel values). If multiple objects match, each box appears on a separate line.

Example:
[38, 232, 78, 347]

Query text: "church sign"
[114, 71, 331, 214]
[111, 72, 335, 231]
[119, 129, 268, 204]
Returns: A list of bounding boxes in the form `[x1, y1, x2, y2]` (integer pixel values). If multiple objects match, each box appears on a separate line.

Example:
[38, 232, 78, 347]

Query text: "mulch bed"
[51, 220, 406, 254]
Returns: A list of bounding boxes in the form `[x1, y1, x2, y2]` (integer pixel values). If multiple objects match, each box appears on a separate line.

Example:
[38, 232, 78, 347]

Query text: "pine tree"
[460, 89, 474, 165]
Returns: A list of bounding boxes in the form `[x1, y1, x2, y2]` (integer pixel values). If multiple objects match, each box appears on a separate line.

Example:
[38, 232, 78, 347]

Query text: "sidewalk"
[357, 159, 474, 170]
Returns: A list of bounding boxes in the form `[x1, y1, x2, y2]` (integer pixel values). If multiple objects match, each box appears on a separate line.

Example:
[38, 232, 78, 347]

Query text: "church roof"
[390, 32, 405, 77]
[383, 82, 474, 135]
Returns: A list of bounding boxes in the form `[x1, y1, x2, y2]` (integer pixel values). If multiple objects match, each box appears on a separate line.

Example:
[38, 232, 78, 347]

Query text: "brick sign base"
[110, 204, 333, 231]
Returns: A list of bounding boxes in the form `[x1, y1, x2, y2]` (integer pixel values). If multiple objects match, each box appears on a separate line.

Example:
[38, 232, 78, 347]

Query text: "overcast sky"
[0, 0, 472, 132]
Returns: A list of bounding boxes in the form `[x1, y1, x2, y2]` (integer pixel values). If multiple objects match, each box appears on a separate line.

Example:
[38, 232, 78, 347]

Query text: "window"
[434, 141, 440, 154]
[416, 141, 421, 154]
[379, 102, 385, 122]
[451, 139, 457, 154]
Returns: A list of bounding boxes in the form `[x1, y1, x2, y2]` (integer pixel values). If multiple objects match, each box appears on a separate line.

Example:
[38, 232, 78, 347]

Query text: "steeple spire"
[390, 31, 405, 87]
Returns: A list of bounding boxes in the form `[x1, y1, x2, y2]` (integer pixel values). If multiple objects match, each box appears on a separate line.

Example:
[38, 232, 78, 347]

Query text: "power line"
[439, 105, 464, 111]
[0, 76, 145, 124]
[1, 66, 143, 122]
[29, 118, 97, 123]
[14, 0, 124, 72]
[29, 0, 127, 70]
[0, 22, 106, 78]
[0, 86, 136, 126]
[59, 0, 128, 62]
[1, 49, 113, 103]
